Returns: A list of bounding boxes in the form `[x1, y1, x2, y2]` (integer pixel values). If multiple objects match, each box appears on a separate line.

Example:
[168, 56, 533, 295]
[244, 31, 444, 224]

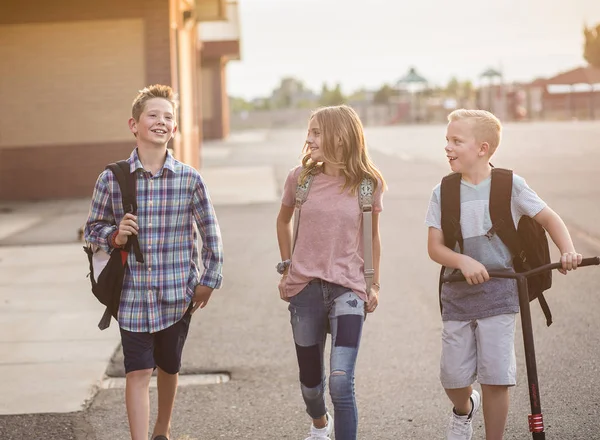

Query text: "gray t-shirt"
[425, 174, 547, 321]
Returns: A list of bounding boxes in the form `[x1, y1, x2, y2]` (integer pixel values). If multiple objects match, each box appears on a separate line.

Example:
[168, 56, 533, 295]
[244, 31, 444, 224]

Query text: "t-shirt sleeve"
[424, 184, 442, 230]
[511, 174, 547, 219]
[281, 167, 301, 207]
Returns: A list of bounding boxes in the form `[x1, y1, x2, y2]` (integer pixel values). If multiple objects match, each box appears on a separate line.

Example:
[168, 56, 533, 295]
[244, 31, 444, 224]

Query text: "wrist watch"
[276, 259, 291, 274]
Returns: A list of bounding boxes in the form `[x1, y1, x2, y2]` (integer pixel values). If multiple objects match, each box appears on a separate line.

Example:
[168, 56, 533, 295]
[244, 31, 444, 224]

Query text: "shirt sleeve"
[512, 174, 547, 220]
[84, 170, 118, 253]
[424, 184, 442, 230]
[191, 174, 224, 289]
[281, 167, 301, 207]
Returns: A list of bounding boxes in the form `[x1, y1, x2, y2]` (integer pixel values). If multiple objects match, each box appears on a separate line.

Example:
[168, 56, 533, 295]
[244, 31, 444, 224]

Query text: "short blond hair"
[448, 109, 502, 154]
[131, 84, 178, 121]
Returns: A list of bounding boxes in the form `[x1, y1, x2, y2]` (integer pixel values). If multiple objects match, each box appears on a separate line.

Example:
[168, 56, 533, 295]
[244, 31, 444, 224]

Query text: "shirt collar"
[128, 147, 178, 175]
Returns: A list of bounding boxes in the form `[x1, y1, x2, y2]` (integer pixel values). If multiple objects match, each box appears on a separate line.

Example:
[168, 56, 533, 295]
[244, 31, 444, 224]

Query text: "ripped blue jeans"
[288, 279, 365, 440]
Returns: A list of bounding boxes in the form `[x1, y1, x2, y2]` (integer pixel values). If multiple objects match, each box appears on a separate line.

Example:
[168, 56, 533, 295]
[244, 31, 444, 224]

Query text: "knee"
[329, 370, 352, 400]
[126, 368, 153, 385]
[301, 383, 324, 401]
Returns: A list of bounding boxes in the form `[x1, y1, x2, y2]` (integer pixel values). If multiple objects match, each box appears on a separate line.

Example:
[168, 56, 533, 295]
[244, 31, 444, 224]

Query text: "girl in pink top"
[276, 105, 385, 440]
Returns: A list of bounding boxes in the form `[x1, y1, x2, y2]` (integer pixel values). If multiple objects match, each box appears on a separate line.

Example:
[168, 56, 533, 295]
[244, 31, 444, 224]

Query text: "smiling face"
[129, 97, 177, 149]
[445, 119, 489, 174]
[305, 117, 324, 163]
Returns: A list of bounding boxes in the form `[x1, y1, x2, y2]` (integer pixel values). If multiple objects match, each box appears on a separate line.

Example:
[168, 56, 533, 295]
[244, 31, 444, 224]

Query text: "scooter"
[443, 257, 600, 440]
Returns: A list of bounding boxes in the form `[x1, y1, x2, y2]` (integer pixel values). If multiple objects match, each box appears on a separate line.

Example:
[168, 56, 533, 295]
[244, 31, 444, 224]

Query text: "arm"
[365, 212, 381, 312]
[427, 227, 489, 285]
[533, 206, 582, 272]
[276, 204, 294, 301]
[191, 178, 224, 296]
[276, 204, 294, 261]
[84, 171, 118, 253]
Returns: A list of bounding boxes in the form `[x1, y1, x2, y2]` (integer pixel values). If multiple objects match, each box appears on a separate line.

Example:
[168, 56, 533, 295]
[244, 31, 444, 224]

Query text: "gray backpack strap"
[292, 174, 314, 253]
[359, 178, 375, 292]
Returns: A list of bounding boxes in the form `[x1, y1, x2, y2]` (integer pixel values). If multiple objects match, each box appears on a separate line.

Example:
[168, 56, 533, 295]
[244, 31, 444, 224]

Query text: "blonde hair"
[447, 109, 502, 154]
[299, 105, 386, 194]
[131, 84, 178, 121]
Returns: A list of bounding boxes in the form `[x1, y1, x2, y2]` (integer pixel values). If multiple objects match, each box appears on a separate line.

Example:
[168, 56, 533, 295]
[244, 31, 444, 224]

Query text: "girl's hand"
[278, 274, 290, 302]
[365, 285, 379, 313]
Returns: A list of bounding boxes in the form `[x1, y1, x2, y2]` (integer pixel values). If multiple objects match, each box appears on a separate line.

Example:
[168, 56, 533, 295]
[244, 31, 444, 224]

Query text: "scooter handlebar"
[442, 256, 600, 283]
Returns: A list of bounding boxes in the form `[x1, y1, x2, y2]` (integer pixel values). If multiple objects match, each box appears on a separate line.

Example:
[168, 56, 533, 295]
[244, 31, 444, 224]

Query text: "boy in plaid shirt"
[85, 84, 223, 440]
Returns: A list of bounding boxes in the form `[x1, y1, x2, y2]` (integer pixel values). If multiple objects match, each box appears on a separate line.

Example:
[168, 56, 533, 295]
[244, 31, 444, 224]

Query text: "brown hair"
[131, 84, 178, 121]
[299, 105, 386, 194]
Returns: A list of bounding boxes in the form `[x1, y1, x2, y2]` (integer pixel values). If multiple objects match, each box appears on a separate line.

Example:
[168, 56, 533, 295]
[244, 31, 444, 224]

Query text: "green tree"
[319, 83, 346, 106]
[229, 96, 253, 113]
[584, 23, 600, 67]
[445, 77, 460, 97]
[373, 84, 393, 104]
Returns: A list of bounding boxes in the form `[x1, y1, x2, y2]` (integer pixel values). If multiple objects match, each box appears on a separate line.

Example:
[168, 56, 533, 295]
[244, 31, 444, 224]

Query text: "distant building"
[0, 0, 241, 201]
[532, 66, 600, 120]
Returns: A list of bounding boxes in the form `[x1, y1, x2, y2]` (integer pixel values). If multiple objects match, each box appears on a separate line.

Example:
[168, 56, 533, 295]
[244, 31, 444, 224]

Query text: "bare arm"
[366, 212, 382, 312]
[534, 206, 582, 272]
[427, 227, 489, 285]
[276, 204, 294, 261]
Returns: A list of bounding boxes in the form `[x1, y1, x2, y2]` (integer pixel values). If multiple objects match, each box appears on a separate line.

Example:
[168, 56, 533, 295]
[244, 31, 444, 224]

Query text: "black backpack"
[439, 168, 553, 326]
[84, 160, 144, 330]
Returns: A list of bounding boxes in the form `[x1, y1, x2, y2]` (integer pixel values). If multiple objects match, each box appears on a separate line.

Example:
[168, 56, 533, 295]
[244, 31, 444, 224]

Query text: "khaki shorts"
[440, 313, 517, 389]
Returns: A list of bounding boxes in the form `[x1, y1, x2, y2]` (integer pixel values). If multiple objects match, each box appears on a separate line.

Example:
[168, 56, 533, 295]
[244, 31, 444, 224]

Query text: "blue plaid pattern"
[85, 148, 223, 333]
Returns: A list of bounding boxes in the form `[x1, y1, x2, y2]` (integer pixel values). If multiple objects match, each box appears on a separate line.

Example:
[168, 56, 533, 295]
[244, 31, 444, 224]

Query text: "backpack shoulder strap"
[106, 160, 144, 263]
[489, 168, 523, 262]
[359, 178, 375, 292]
[292, 173, 314, 253]
[440, 172, 463, 252]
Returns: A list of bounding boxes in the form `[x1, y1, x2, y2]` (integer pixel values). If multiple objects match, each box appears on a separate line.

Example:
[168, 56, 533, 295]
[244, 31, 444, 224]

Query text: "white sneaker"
[304, 412, 334, 440]
[447, 389, 481, 440]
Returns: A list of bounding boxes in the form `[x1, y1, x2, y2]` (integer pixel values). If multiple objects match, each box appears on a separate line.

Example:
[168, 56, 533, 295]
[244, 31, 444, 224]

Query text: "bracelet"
[276, 259, 291, 274]
[372, 282, 381, 290]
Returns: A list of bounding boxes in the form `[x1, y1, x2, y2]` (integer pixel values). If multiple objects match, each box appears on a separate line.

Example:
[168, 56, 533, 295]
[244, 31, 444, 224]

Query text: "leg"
[481, 385, 510, 440]
[476, 313, 517, 440]
[289, 283, 329, 427]
[445, 386, 474, 416]
[120, 327, 157, 440]
[440, 319, 477, 414]
[440, 320, 480, 439]
[329, 291, 365, 440]
[153, 367, 179, 438]
[152, 308, 192, 439]
[125, 368, 154, 440]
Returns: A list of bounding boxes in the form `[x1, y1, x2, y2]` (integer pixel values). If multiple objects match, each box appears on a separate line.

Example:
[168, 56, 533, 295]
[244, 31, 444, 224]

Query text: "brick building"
[0, 0, 240, 201]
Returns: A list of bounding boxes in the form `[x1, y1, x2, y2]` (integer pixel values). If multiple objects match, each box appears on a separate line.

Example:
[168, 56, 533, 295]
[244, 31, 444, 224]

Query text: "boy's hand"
[459, 256, 490, 285]
[191, 285, 214, 314]
[365, 285, 379, 313]
[116, 213, 138, 245]
[559, 251, 583, 275]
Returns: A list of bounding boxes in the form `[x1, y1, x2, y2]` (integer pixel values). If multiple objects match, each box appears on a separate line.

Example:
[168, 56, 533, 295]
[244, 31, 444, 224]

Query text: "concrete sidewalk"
[0, 130, 281, 415]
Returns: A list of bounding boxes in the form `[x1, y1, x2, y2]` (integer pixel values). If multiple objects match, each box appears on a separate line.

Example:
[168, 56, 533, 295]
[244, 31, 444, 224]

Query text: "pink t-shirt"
[280, 166, 383, 301]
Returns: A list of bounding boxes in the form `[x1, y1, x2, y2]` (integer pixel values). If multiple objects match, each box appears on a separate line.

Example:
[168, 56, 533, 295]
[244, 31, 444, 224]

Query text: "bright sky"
[226, 0, 600, 100]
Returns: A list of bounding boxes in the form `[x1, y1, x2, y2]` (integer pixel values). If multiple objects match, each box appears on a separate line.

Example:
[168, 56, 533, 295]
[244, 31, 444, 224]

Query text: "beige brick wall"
[0, 19, 145, 148]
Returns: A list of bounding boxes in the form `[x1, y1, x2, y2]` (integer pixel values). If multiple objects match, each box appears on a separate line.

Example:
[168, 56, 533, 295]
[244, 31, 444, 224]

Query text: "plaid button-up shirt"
[85, 148, 223, 333]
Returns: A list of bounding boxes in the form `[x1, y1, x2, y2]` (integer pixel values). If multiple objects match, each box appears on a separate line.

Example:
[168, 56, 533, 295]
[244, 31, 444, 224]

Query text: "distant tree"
[229, 96, 253, 113]
[445, 77, 460, 97]
[584, 23, 600, 67]
[319, 83, 346, 106]
[348, 88, 368, 102]
[373, 84, 393, 104]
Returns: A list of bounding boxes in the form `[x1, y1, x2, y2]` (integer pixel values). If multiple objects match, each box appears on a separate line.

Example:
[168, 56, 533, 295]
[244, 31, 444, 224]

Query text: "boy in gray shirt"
[425, 109, 582, 440]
